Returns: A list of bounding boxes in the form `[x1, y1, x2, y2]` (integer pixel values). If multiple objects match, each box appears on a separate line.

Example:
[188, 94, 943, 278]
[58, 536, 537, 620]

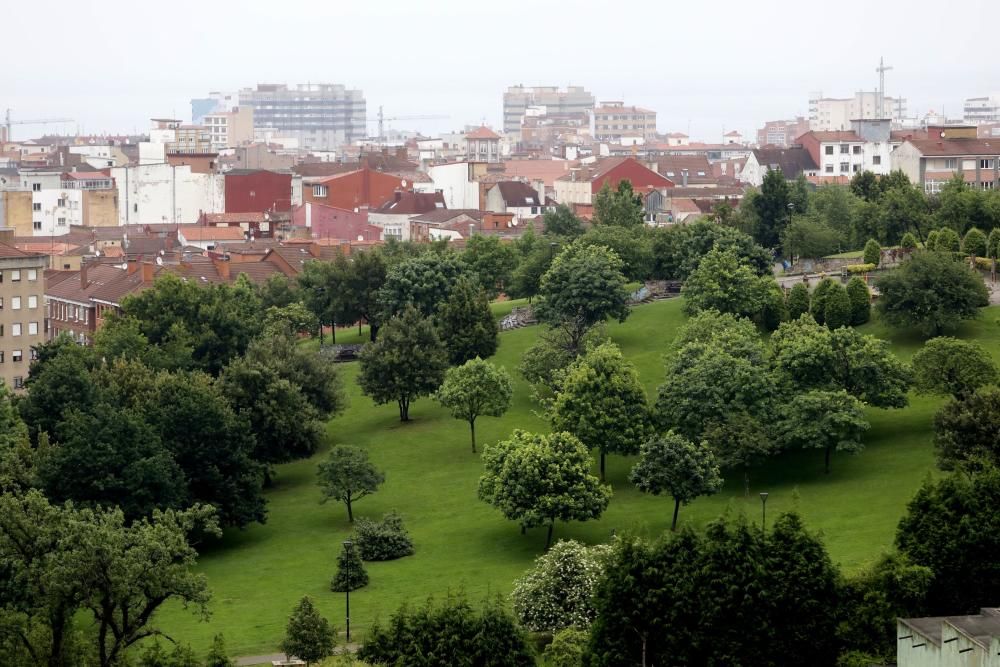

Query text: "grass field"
[158, 299, 1000, 657]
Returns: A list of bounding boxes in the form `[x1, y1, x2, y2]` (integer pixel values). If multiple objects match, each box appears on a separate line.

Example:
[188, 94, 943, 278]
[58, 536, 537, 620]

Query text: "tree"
[925, 229, 939, 251]
[519, 325, 608, 399]
[281, 597, 335, 666]
[933, 386, 1000, 471]
[534, 243, 629, 353]
[577, 224, 653, 281]
[629, 432, 723, 530]
[262, 303, 319, 338]
[809, 277, 836, 325]
[204, 634, 235, 667]
[912, 336, 998, 400]
[703, 411, 773, 496]
[988, 228, 1000, 259]
[543, 628, 589, 667]
[550, 342, 652, 480]
[543, 204, 584, 238]
[509, 244, 554, 302]
[330, 543, 368, 592]
[751, 167, 792, 248]
[463, 234, 518, 299]
[935, 227, 960, 252]
[863, 238, 881, 266]
[358, 306, 448, 421]
[649, 220, 771, 280]
[900, 232, 918, 251]
[259, 272, 299, 310]
[781, 215, 841, 259]
[435, 275, 498, 365]
[478, 430, 611, 549]
[358, 595, 535, 667]
[778, 389, 869, 473]
[681, 247, 772, 321]
[846, 277, 871, 325]
[787, 282, 811, 319]
[296, 260, 336, 344]
[378, 252, 463, 320]
[341, 248, 388, 341]
[20, 337, 98, 440]
[510, 540, 610, 633]
[593, 180, 644, 227]
[317, 445, 385, 522]
[435, 358, 513, 453]
[876, 251, 989, 335]
[851, 170, 881, 202]
[822, 281, 851, 329]
[963, 227, 988, 257]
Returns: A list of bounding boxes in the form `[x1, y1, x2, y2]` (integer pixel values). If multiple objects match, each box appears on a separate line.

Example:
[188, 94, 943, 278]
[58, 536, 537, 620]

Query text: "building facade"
[594, 102, 657, 142]
[891, 127, 1000, 194]
[798, 119, 894, 180]
[809, 91, 907, 131]
[464, 127, 501, 163]
[0, 231, 47, 390]
[235, 83, 366, 150]
[756, 117, 811, 147]
[965, 93, 1000, 124]
[203, 107, 255, 151]
[503, 85, 595, 134]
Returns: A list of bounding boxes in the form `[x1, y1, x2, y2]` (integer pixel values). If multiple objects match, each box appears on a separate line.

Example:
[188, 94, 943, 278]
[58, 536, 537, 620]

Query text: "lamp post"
[549, 241, 558, 260]
[342, 539, 353, 642]
[759, 492, 769, 531]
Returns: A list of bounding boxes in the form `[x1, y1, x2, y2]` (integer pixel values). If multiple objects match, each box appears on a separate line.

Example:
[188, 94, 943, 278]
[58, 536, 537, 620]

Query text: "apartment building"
[0, 229, 47, 390]
[965, 93, 1000, 124]
[798, 119, 894, 180]
[809, 91, 907, 131]
[235, 83, 367, 149]
[503, 85, 595, 134]
[891, 125, 1000, 194]
[465, 126, 501, 163]
[594, 102, 657, 143]
[202, 107, 255, 151]
[756, 117, 810, 147]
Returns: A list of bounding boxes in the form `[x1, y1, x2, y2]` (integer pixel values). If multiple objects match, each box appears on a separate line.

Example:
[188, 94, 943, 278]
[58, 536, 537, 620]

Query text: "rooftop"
[466, 126, 501, 140]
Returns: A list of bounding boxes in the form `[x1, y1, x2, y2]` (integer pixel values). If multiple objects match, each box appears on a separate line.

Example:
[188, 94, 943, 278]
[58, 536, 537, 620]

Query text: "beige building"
[891, 126, 1000, 194]
[809, 91, 907, 131]
[203, 106, 254, 151]
[0, 229, 47, 390]
[594, 101, 657, 142]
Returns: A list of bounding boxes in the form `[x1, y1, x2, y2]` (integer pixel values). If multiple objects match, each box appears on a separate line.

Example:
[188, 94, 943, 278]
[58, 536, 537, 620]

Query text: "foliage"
[543, 204, 584, 238]
[353, 511, 414, 561]
[844, 263, 877, 273]
[534, 243, 629, 353]
[297, 260, 338, 343]
[358, 595, 535, 667]
[912, 336, 998, 399]
[509, 243, 555, 301]
[925, 229, 939, 251]
[988, 228, 1000, 259]
[463, 235, 518, 299]
[777, 389, 869, 473]
[436, 358, 513, 453]
[339, 248, 388, 341]
[378, 252, 464, 320]
[823, 282, 852, 330]
[330, 543, 368, 592]
[703, 411, 773, 496]
[543, 628, 588, 667]
[782, 215, 842, 259]
[317, 446, 384, 523]
[629, 432, 723, 530]
[876, 251, 989, 335]
[262, 302, 319, 338]
[863, 239, 881, 266]
[549, 343, 652, 480]
[649, 220, 771, 280]
[809, 278, 836, 325]
[933, 386, 1000, 471]
[963, 227, 988, 257]
[510, 540, 611, 633]
[436, 275, 499, 365]
[358, 306, 448, 421]
[519, 326, 608, 399]
[786, 282, 811, 319]
[281, 597, 336, 666]
[670, 309, 765, 363]
[577, 224, 653, 281]
[681, 247, 773, 321]
[751, 167, 792, 248]
[845, 277, 871, 325]
[934, 227, 960, 252]
[478, 430, 611, 548]
[593, 180, 644, 227]
[900, 232, 918, 250]
[204, 634, 235, 667]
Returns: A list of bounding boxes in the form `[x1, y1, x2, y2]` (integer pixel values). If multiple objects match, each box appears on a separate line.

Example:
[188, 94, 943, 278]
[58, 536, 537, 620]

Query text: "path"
[235, 645, 361, 666]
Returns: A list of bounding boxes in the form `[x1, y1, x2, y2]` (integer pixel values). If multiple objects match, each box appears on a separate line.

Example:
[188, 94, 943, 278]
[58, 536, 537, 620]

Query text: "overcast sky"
[4, 0, 999, 142]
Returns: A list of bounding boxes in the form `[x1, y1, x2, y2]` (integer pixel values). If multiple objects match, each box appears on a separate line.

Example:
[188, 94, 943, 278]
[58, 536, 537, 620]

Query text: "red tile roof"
[201, 212, 267, 224]
[373, 191, 446, 215]
[906, 138, 1000, 157]
[466, 126, 501, 140]
[178, 227, 247, 242]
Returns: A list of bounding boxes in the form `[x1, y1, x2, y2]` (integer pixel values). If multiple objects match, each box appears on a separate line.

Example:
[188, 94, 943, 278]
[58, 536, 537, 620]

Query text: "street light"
[549, 242, 558, 260]
[759, 492, 769, 531]
[342, 539, 353, 642]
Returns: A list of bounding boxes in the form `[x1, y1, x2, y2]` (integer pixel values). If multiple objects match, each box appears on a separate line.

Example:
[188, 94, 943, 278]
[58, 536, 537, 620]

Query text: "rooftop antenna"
[876, 56, 893, 119]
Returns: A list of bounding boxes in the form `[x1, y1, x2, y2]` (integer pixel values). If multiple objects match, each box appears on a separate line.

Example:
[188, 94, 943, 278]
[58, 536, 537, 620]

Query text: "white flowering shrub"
[510, 539, 611, 633]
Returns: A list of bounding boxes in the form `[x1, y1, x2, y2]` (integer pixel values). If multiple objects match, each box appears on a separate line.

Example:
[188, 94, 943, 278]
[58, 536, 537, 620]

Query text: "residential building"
[301, 166, 412, 211]
[594, 102, 657, 142]
[224, 169, 294, 215]
[740, 146, 819, 187]
[234, 83, 367, 149]
[964, 93, 1000, 124]
[809, 91, 907, 130]
[111, 163, 224, 225]
[756, 117, 810, 147]
[797, 119, 894, 180]
[426, 161, 490, 210]
[723, 130, 744, 145]
[465, 127, 502, 163]
[198, 212, 275, 239]
[202, 106, 255, 151]
[0, 229, 47, 390]
[503, 85, 595, 134]
[368, 191, 445, 241]
[7, 170, 118, 237]
[650, 155, 717, 188]
[485, 181, 545, 221]
[191, 91, 240, 124]
[665, 132, 689, 146]
[891, 126, 1000, 193]
[897, 607, 1000, 667]
[46, 263, 124, 345]
[291, 202, 380, 242]
[554, 157, 674, 206]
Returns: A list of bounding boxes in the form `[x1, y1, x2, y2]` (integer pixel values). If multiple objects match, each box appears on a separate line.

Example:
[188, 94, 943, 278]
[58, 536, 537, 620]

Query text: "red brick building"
[554, 157, 674, 205]
[291, 202, 381, 241]
[302, 166, 412, 211]
[224, 169, 293, 214]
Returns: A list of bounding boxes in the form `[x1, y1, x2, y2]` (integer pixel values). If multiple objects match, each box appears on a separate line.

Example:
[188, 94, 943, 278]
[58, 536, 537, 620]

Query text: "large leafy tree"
[341, 248, 388, 341]
[478, 430, 611, 549]
[435, 275, 498, 365]
[519, 325, 608, 399]
[912, 336, 998, 399]
[577, 224, 654, 281]
[629, 432, 723, 530]
[681, 247, 773, 321]
[593, 180, 644, 227]
[378, 251, 464, 320]
[358, 306, 448, 421]
[781, 215, 842, 259]
[509, 243, 555, 301]
[296, 259, 336, 344]
[549, 342, 652, 480]
[778, 389, 869, 473]
[20, 337, 99, 440]
[933, 386, 1000, 471]
[281, 597, 335, 666]
[751, 167, 792, 248]
[317, 445, 385, 522]
[876, 250, 989, 335]
[534, 243, 629, 353]
[846, 276, 871, 325]
[787, 282, 811, 319]
[649, 220, 771, 280]
[462, 235, 518, 299]
[435, 358, 513, 453]
[542, 204, 584, 238]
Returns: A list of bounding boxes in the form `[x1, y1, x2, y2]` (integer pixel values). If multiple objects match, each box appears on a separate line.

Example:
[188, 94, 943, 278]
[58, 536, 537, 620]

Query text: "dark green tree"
[846, 277, 871, 325]
[988, 228, 1000, 259]
[782, 215, 841, 259]
[436, 275, 498, 365]
[258, 272, 299, 310]
[778, 389, 869, 473]
[435, 358, 513, 453]
[543, 204, 584, 238]
[463, 234, 518, 299]
[342, 248, 388, 341]
[863, 238, 881, 266]
[281, 597, 335, 666]
[378, 251, 464, 319]
[822, 281, 852, 329]
[850, 170, 881, 202]
[204, 634, 235, 667]
[629, 432, 723, 530]
[330, 543, 368, 592]
[935, 227, 961, 252]
[900, 232, 918, 251]
[317, 445, 384, 522]
[649, 220, 771, 280]
[681, 247, 772, 321]
[593, 180, 644, 227]
[933, 386, 1000, 471]
[786, 282, 811, 319]
[751, 167, 792, 248]
[912, 336, 998, 399]
[577, 224, 653, 281]
[963, 227, 988, 257]
[809, 277, 836, 325]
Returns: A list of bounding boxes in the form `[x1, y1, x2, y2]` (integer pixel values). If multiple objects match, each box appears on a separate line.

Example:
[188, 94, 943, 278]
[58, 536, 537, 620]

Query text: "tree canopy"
[629, 432, 723, 530]
[317, 445, 384, 522]
[435, 358, 513, 453]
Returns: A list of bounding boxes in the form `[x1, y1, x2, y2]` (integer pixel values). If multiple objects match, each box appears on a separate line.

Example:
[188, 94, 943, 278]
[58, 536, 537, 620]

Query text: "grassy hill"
[158, 298, 1000, 656]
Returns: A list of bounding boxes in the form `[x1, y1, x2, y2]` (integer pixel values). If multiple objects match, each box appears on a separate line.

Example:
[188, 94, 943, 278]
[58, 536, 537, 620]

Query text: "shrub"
[925, 230, 939, 251]
[543, 628, 589, 667]
[786, 282, 810, 320]
[844, 263, 877, 274]
[963, 227, 988, 258]
[863, 239, 881, 266]
[988, 228, 1000, 259]
[900, 233, 918, 251]
[936, 228, 960, 252]
[846, 277, 871, 325]
[809, 278, 836, 325]
[330, 543, 369, 592]
[353, 511, 415, 561]
[823, 284, 852, 330]
[975, 257, 993, 271]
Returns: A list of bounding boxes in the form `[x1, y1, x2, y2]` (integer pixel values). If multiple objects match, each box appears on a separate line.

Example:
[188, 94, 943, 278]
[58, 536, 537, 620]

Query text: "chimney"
[141, 262, 155, 283]
[214, 257, 231, 281]
[80, 261, 89, 289]
[681, 169, 689, 187]
[0, 227, 13, 246]
[308, 243, 321, 258]
[127, 259, 138, 275]
[394, 190, 402, 203]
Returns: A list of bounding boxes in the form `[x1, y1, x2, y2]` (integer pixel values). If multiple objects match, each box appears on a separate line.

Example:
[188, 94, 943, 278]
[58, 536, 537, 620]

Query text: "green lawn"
[158, 300, 1000, 657]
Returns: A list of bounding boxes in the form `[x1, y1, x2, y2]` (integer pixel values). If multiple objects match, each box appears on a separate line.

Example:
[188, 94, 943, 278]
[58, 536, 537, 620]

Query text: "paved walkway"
[235, 654, 286, 666]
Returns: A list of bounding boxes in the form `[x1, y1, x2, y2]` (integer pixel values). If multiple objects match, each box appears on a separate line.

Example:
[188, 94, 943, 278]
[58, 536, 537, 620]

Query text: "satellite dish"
[155, 256, 163, 266]
[401, 179, 408, 188]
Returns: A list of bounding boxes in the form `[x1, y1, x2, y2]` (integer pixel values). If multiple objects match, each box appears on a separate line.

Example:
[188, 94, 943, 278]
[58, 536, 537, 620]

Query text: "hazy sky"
[4, 0, 999, 142]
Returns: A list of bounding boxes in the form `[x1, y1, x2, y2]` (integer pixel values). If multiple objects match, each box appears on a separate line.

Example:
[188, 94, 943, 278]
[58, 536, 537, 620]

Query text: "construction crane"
[365, 105, 447, 143]
[875, 57, 893, 119]
[4, 109, 75, 142]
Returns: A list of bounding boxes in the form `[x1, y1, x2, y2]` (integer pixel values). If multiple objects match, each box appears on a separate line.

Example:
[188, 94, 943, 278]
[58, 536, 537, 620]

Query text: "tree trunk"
[331, 321, 336, 344]
[359, 320, 362, 336]
[346, 496, 354, 523]
[671, 498, 681, 531]
[545, 520, 554, 550]
[825, 446, 831, 474]
[369, 323, 379, 342]
[600, 450, 606, 482]
[641, 636, 647, 667]
[521, 524, 526, 535]
[318, 324, 324, 345]
[744, 466, 750, 497]
[399, 398, 409, 422]
[470, 419, 477, 453]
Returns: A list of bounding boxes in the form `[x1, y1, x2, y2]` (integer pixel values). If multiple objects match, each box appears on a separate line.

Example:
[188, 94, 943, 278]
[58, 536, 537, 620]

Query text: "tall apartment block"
[0, 229, 47, 391]
[238, 83, 366, 150]
[964, 94, 1000, 124]
[503, 85, 595, 134]
[594, 101, 657, 142]
[809, 91, 907, 131]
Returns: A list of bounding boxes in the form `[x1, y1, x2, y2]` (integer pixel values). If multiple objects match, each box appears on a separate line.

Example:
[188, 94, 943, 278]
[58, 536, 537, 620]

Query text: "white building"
[111, 163, 224, 225]
[67, 145, 128, 169]
[426, 162, 483, 210]
[798, 119, 895, 179]
[809, 91, 907, 131]
[964, 93, 1000, 124]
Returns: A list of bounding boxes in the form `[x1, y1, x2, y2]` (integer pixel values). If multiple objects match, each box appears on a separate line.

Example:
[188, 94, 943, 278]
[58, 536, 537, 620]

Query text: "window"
[57, 197, 67, 207]
[12, 351, 21, 363]
[825, 165, 834, 173]
[57, 218, 66, 226]
[840, 145, 850, 154]
[853, 164, 861, 172]
[28, 322, 37, 336]
[12, 324, 21, 337]
[873, 155, 882, 165]
[825, 146, 834, 155]
[0, 352, 4, 363]
[27, 270, 36, 282]
[853, 145, 862, 154]
[30, 349, 37, 361]
[10, 271, 19, 282]
[840, 162, 850, 173]
[12, 377, 22, 390]
[945, 158, 958, 169]
[32, 203, 41, 212]
[33, 221, 41, 230]
[27, 296, 37, 309]
[31, 183, 40, 192]
[11, 297, 20, 310]
[981, 159, 995, 170]
[312, 185, 328, 197]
